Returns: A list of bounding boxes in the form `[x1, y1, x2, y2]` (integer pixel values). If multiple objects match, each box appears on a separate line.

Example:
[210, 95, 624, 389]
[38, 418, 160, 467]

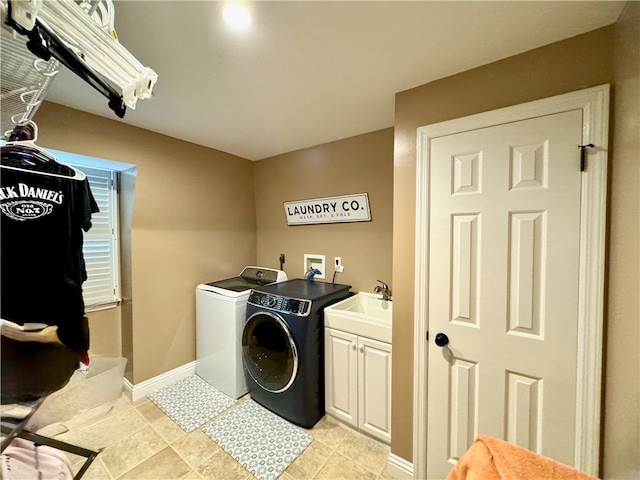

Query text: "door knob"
[434, 333, 449, 347]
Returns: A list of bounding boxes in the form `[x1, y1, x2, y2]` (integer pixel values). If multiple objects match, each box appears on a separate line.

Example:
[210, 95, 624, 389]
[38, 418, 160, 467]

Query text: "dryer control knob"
[266, 295, 277, 308]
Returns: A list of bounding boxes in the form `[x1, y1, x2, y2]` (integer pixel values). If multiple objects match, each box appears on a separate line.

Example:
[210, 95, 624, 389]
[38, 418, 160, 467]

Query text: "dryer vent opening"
[242, 313, 298, 393]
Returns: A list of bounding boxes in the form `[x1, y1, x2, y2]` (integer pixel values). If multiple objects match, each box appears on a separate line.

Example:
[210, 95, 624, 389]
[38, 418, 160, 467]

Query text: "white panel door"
[426, 109, 584, 478]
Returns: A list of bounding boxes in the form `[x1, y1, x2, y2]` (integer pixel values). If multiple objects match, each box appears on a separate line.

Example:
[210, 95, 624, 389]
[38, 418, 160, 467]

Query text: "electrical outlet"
[334, 257, 344, 273]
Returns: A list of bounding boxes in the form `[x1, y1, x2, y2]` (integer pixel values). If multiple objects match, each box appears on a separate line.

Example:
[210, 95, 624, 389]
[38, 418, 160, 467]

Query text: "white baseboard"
[123, 361, 196, 402]
[387, 453, 414, 479]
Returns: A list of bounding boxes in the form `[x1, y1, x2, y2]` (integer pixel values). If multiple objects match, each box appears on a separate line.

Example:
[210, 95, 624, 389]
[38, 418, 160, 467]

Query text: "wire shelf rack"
[1, 0, 116, 139]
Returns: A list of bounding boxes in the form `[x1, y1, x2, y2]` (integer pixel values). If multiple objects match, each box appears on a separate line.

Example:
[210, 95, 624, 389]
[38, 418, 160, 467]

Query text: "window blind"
[75, 165, 120, 307]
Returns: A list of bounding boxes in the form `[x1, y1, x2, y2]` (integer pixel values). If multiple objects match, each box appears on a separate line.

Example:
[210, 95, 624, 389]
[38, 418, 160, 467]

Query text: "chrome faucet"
[374, 280, 392, 301]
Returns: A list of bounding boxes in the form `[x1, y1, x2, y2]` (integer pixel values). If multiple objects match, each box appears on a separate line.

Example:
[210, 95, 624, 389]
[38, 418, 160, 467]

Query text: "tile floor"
[35, 394, 394, 480]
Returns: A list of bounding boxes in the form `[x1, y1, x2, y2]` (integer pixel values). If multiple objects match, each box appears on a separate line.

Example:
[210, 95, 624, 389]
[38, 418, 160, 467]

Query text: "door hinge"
[578, 143, 594, 172]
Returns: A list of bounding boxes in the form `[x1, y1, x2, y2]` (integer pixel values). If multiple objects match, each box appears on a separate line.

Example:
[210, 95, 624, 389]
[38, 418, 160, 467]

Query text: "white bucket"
[26, 357, 126, 430]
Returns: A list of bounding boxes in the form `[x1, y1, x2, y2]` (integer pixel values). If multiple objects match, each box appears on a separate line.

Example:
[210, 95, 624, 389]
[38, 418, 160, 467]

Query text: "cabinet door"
[325, 328, 358, 427]
[358, 336, 392, 443]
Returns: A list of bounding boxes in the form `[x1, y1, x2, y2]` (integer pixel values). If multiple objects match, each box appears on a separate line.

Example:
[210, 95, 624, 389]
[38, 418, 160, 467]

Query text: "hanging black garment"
[1, 144, 99, 402]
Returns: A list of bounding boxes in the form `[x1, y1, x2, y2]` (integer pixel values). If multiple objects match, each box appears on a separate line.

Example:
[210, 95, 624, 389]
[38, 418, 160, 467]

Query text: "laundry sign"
[284, 193, 371, 225]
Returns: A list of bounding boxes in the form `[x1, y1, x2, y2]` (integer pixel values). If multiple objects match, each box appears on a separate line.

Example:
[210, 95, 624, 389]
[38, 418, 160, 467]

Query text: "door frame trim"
[413, 84, 609, 478]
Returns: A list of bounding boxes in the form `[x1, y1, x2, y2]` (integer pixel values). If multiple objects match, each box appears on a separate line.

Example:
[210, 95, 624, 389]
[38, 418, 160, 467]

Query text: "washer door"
[242, 311, 298, 393]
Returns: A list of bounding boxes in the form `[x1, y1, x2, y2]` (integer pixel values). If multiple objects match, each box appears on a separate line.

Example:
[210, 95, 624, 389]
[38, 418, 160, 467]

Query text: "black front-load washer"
[242, 278, 351, 428]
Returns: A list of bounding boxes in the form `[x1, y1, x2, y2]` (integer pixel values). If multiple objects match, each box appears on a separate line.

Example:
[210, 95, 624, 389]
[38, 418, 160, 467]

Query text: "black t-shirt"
[1, 149, 99, 351]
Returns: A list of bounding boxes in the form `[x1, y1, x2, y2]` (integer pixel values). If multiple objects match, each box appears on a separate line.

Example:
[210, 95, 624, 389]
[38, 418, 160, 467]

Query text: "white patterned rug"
[203, 399, 313, 480]
[148, 375, 235, 432]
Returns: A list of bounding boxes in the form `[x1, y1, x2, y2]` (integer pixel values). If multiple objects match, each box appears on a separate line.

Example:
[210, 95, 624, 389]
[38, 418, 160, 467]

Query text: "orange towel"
[446, 436, 599, 480]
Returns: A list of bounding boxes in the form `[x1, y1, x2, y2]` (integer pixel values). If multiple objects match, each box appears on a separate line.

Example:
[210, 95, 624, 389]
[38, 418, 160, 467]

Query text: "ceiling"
[44, 1, 625, 161]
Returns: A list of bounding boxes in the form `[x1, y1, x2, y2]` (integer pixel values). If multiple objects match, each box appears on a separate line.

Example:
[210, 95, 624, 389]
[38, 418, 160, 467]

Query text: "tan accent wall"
[34, 103, 257, 384]
[86, 308, 122, 358]
[392, 13, 639, 479]
[254, 128, 393, 293]
[32, 106, 394, 383]
[605, 2, 639, 478]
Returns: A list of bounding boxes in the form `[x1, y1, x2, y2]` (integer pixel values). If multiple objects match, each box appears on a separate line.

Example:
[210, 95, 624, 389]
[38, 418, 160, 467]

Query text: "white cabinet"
[324, 327, 392, 443]
[325, 329, 358, 427]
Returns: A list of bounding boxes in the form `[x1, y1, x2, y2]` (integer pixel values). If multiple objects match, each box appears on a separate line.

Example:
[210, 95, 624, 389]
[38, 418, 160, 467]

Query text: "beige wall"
[33, 107, 394, 382]
[392, 7, 639, 479]
[254, 128, 394, 293]
[604, 2, 639, 478]
[34, 103, 257, 384]
[85, 308, 122, 358]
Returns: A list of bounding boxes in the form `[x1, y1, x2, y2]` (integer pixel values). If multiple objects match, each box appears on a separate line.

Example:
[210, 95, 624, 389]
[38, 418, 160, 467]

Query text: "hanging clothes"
[1, 437, 74, 480]
[0, 143, 99, 403]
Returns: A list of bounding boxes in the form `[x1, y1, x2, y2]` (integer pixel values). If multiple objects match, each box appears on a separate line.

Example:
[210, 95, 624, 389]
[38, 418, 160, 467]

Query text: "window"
[49, 148, 133, 311]
[74, 164, 120, 309]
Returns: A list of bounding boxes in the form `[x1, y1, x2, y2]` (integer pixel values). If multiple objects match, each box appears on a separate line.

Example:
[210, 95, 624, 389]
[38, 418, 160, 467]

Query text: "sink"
[324, 292, 392, 343]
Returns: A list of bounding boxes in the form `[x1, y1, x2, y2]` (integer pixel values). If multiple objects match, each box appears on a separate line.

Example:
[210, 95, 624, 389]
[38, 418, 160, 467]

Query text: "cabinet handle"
[352, 343, 356, 350]
[359, 346, 364, 353]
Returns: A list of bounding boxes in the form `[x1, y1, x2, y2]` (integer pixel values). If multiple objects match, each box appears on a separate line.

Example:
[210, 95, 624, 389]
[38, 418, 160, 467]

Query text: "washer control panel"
[248, 291, 311, 316]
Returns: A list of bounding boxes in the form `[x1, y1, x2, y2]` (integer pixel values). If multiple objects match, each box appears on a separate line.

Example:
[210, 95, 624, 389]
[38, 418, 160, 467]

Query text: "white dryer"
[196, 266, 287, 398]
